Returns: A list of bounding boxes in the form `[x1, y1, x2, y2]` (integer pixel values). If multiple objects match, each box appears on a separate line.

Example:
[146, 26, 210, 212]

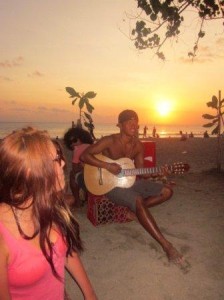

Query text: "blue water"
[0, 122, 206, 139]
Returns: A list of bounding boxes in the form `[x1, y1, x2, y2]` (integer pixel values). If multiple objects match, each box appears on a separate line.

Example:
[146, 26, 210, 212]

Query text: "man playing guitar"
[81, 109, 184, 265]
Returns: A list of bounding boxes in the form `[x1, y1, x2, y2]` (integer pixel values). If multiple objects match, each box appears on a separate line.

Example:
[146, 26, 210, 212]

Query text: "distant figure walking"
[143, 125, 148, 138]
[152, 126, 156, 138]
[203, 130, 209, 138]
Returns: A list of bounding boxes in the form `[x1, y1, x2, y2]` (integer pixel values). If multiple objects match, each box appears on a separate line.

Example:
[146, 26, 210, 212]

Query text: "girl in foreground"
[0, 127, 97, 300]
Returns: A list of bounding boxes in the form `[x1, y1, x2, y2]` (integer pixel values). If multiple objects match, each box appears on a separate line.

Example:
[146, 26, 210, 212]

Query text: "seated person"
[203, 130, 209, 138]
[64, 127, 93, 207]
[81, 109, 184, 265]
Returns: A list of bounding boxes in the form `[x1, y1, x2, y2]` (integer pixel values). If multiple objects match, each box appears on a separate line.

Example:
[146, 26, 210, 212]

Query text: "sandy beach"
[63, 137, 224, 300]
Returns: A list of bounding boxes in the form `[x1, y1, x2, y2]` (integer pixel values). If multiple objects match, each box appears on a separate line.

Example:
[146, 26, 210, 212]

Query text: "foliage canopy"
[130, 0, 224, 59]
[65, 87, 96, 139]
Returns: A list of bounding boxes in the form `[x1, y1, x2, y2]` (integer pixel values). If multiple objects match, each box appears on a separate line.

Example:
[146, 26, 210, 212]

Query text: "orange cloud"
[216, 37, 224, 46]
[0, 76, 13, 81]
[28, 70, 44, 78]
[0, 56, 24, 68]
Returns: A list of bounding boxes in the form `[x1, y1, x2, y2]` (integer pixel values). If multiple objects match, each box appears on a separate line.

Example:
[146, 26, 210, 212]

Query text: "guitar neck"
[122, 166, 163, 176]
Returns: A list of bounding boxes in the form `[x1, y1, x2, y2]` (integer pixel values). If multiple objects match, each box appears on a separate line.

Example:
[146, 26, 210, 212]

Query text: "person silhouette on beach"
[203, 130, 209, 138]
[81, 109, 184, 265]
[179, 130, 187, 141]
[143, 125, 148, 138]
[152, 126, 157, 138]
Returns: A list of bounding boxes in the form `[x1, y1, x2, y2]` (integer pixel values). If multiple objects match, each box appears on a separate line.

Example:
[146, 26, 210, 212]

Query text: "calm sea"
[0, 122, 206, 139]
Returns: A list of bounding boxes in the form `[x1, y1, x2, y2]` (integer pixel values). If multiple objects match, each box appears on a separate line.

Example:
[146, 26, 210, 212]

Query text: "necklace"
[11, 206, 39, 240]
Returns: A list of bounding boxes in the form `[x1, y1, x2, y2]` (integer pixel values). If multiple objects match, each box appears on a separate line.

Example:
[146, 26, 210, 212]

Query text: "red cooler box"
[142, 141, 156, 167]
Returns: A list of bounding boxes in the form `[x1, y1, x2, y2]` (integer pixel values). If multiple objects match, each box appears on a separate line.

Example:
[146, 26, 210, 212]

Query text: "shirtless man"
[81, 109, 183, 264]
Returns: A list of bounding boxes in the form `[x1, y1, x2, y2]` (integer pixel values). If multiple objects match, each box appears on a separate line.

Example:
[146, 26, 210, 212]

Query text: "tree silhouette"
[202, 90, 224, 172]
[128, 0, 224, 60]
[66, 87, 97, 140]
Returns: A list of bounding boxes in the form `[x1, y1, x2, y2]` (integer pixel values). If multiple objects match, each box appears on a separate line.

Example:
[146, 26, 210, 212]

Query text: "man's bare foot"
[164, 244, 191, 273]
[164, 243, 183, 265]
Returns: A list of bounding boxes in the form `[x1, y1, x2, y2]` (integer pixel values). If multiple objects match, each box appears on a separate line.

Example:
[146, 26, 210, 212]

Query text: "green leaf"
[207, 95, 218, 109]
[86, 102, 94, 113]
[84, 91, 97, 99]
[72, 98, 77, 105]
[65, 87, 80, 98]
[188, 52, 194, 57]
[156, 51, 165, 60]
[136, 20, 145, 32]
[84, 121, 90, 128]
[202, 113, 216, 120]
[79, 97, 85, 109]
[211, 125, 219, 135]
[203, 122, 216, 128]
[198, 31, 205, 38]
[150, 14, 157, 21]
[84, 112, 93, 121]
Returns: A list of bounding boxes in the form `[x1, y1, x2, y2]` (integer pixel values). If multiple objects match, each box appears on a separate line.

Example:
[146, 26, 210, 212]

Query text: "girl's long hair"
[0, 127, 83, 279]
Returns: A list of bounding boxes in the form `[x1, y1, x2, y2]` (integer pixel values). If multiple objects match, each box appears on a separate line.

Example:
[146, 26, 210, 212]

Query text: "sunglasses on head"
[53, 141, 65, 166]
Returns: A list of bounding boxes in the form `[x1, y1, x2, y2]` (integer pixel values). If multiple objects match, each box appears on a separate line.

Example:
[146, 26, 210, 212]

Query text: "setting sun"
[156, 100, 172, 117]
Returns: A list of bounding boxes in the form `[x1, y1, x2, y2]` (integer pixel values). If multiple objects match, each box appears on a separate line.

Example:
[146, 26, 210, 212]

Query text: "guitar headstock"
[168, 162, 190, 174]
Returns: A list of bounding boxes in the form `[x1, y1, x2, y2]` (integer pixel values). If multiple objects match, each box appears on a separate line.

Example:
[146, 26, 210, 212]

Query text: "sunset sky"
[1, 0, 224, 127]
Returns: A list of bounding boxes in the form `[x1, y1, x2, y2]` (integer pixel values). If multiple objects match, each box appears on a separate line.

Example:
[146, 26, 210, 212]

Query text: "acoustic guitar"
[84, 154, 190, 195]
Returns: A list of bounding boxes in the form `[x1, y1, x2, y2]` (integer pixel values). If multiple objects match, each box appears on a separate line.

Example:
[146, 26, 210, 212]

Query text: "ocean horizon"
[0, 121, 208, 139]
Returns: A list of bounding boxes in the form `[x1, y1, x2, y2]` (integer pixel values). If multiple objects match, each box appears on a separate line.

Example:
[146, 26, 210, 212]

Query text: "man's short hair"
[118, 110, 138, 124]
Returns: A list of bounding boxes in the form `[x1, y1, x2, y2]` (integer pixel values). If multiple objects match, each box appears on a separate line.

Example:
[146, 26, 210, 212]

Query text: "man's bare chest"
[103, 143, 136, 160]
